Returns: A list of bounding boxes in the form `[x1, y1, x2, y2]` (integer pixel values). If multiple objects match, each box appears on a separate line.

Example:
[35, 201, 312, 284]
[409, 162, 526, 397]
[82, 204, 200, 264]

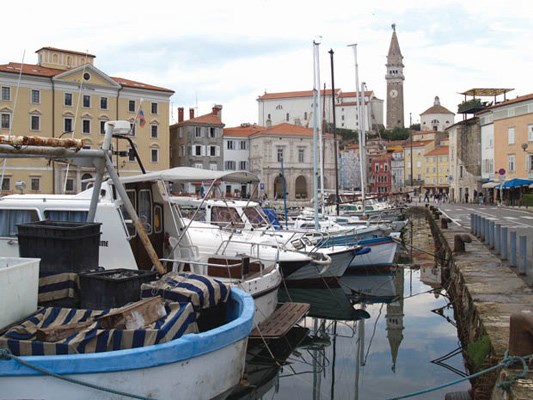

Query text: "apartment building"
[0, 47, 173, 194]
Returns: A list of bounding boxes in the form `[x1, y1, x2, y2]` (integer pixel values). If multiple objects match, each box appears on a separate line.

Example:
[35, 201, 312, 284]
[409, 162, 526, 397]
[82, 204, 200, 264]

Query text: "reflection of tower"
[386, 267, 405, 372]
[385, 23, 405, 129]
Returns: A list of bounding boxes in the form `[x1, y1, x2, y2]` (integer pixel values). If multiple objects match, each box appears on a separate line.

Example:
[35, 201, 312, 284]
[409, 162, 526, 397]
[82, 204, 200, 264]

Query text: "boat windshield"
[243, 206, 268, 228]
[211, 206, 245, 229]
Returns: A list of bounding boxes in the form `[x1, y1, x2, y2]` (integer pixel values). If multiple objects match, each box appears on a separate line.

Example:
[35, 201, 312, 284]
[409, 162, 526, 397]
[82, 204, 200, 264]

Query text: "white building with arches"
[420, 96, 455, 132]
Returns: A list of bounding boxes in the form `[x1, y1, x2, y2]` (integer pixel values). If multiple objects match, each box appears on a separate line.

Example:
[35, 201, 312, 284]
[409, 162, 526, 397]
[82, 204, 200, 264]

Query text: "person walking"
[424, 189, 430, 203]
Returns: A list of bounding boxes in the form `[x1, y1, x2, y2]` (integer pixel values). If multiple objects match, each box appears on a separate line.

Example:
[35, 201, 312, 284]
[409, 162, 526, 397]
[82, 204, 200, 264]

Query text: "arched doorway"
[295, 175, 308, 199]
[273, 175, 285, 200]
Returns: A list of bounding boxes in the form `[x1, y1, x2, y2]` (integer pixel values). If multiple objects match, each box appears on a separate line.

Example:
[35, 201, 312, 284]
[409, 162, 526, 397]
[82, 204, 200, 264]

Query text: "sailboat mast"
[312, 38, 321, 230]
[329, 49, 340, 216]
[349, 43, 366, 216]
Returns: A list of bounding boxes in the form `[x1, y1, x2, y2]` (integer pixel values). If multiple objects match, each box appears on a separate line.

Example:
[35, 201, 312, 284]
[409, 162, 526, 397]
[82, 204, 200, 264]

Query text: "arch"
[295, 175, 308, 199]
[81, 173, 93, 191]
[273, 175, 284, 199]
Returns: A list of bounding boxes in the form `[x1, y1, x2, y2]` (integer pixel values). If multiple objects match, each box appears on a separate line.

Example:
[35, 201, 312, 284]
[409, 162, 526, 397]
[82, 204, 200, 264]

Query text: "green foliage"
[382, 127, 410, 141]
[522, 194, 533, 207]
[410, 123, 421, 131]
[465, 335, 491, 371]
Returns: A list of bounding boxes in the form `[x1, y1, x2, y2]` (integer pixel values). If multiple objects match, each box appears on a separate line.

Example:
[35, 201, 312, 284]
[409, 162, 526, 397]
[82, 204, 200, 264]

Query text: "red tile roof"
[257, 89, 338, 100]
[224, 124, 266, 137]
[0, 62, 174, 93]
[425, 146, 449, 156]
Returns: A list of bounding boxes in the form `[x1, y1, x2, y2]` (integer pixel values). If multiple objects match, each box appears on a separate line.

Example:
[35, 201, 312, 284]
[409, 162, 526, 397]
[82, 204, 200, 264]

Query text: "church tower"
[386, 24, 405, 129]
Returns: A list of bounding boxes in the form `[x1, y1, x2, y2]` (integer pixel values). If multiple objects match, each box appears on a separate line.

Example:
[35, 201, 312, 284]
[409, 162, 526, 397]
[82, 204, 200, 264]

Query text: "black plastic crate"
[17, 221, 101, 274]
[78, 268, 157, 309]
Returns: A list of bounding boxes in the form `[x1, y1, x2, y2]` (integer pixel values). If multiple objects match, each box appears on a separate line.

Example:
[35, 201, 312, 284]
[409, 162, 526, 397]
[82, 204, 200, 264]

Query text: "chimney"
[178, 107, 184, 123]
[212, 104, 223, 119]
[189, 108, 195, 120]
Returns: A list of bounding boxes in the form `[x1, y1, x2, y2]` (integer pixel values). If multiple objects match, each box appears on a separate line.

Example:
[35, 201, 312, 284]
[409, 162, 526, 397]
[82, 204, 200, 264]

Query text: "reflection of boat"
[340, 272, 398, 304]
[278, 285, 370, 321]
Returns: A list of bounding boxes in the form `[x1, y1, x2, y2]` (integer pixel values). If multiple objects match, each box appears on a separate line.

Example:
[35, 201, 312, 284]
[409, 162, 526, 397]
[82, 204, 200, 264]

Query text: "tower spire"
[385, 24, 405, 129]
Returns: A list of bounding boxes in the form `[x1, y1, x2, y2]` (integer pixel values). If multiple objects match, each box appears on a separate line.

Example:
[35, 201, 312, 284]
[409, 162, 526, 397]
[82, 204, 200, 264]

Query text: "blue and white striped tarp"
[38, 272, 79, 303]
[140, 272, 230, 309]
[0, 301, 197, 356]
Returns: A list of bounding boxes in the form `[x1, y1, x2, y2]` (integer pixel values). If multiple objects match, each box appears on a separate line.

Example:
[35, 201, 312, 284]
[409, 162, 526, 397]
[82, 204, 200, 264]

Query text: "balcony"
[457, 99, 484, 114]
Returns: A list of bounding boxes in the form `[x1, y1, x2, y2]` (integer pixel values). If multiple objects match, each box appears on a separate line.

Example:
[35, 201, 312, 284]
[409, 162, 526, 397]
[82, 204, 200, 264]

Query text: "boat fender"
[311, 253, 332, 266]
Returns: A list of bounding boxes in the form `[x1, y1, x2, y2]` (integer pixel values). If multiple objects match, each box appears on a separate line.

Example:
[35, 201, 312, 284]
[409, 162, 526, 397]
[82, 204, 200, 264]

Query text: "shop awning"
[494, 178, 533, 189]
[482, 181, 500, 189]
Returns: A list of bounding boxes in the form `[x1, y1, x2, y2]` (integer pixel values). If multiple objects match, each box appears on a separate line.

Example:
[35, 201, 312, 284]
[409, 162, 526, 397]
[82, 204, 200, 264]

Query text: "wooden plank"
[249, 302, 310, 339]
[97, 297, 166, 330]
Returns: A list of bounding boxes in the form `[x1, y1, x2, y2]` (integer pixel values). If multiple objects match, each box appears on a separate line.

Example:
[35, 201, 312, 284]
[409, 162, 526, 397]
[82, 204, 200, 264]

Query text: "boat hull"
[0, 289, 254, 400]
[347, 236, 398, 272]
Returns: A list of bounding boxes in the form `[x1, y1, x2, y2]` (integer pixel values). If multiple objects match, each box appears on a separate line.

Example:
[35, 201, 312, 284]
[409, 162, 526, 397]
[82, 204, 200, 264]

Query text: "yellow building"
[424, 146, 450, 192]
[0, 47, 174, 194]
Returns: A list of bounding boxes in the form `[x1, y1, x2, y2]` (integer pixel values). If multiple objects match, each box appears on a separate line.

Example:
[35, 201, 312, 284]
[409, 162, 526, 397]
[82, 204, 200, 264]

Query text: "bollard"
[454, 234, 472, 253]
[441, 217, 451, 229]
[480, 217, 486, 241]
[510, 231, 517, 267]
[494, 224, 501, 254]
[501, 226, 508, 260]
[488, 221, 495, 248]
[509, 313, 533, 356]
[470, 213, 475, 234]
[518, 235, 527, 274]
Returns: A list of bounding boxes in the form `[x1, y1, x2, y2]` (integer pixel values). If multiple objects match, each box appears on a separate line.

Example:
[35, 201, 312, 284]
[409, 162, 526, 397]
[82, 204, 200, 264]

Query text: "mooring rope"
[385, 353, 532, 400]
[0, 348, 157, 400]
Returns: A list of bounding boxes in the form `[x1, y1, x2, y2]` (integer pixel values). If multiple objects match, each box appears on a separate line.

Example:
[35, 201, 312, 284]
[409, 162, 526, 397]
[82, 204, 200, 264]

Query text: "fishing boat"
[0, 120, 255, 399]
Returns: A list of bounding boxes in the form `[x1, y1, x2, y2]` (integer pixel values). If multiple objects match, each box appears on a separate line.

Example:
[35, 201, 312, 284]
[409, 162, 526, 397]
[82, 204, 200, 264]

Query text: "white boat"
[167, 193, 357, 285]
[0, 166, 281, 326]
[0, 120, 255, 400]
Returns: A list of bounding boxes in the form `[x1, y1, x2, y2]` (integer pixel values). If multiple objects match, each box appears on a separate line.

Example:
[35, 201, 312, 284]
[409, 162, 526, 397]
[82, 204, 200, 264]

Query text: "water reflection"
[230, 261, 470, 400]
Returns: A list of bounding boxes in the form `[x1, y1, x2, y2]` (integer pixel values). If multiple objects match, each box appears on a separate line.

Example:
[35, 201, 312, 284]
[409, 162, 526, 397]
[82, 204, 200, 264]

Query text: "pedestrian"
[424, 189, 430, 203]
[465, 191, 469, 204]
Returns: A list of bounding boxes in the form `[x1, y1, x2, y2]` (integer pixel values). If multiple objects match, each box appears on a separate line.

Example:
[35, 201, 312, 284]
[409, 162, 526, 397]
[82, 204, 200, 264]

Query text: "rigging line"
[363, 302, 383, 365]
[63, 49, 91, 194]
[1, 51, 25, 192]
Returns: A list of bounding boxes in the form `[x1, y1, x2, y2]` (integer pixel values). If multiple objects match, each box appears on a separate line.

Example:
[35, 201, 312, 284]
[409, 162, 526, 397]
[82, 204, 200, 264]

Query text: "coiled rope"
[0, 348, 157, 400]
[385, 353, 532, 400]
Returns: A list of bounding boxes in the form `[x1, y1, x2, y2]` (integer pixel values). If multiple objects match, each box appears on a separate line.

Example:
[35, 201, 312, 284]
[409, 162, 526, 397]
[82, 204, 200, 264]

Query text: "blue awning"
[495, 178, 533, 189]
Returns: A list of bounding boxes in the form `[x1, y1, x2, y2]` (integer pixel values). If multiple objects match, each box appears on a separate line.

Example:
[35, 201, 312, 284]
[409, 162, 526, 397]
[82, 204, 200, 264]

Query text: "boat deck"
[249, 302, 310, 339]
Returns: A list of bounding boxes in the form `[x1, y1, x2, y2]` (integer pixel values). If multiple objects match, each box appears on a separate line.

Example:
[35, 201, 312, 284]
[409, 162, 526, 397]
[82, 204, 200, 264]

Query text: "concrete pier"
[407, 207, 532, 400]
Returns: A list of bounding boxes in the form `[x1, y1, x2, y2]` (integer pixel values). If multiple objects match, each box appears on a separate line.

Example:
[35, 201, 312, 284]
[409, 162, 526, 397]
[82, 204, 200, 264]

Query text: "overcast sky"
[3, 0, 531, 128]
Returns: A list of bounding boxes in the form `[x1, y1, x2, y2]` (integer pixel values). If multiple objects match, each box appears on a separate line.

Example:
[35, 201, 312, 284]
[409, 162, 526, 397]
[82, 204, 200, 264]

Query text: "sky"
[3, 0, 532, 128]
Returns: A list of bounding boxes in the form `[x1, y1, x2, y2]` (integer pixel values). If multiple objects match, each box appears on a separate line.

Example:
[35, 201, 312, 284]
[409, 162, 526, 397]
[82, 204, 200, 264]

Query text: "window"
[151, 125, 158, 138]
[528, 124, 533, 142]
[304, 112, 308, 120]
[64, 118, 73, 133]
[276, 104, 283, 110]
[138, 190, 153, 234]
[508, 154, 515, 172]
[239, 161, 248, 170]
[286, 113, 289, 122]
[65, 178, 74, 192]
[374, 164, 379, 172]
[459, 165, 464, 178]
[129, 100, 135, 112]
[30, 115, 40, 131]
[298, 149, 305, 163]
[193, 145, 203, 156]
[100, 97, 108, 110]
[1, 113, 11, 129]
[0, 209, 39, 237]
[100, 120, 106, 134]
[209, 145, 217, 156]
[150, 147, 159, 163]
[240, 140, 247, 150]
[1, 86, 10, 101]
[210, 163, 218, 171]
[528, 155, 533, 172]
[195, 127, 202, 138]
[128, 147, 136, 161]
[31, 90, 40, 104]
[227, 140, 234, 150]
[225, 161, 236, 170]
[1, 177, 10, 191]
[64, 93, 72, 106]
[30, 177, 40, 191]
[277, 148, 284, 162]
[508, 127, 515, 144]
[151, 102, 158, 114]
[82, 119, 91, 134]
[209, 127, 216, 138]
[194, 163, 203, 169]
[83, 95, 91, 108]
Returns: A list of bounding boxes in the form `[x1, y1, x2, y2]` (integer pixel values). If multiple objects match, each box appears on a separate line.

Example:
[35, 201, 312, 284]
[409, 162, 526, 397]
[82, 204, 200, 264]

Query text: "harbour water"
[230, 220, 472, 399]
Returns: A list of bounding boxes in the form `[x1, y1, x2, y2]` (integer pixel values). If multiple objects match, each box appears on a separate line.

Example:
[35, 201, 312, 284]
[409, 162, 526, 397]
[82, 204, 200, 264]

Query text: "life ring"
[311, 253, 332, 266]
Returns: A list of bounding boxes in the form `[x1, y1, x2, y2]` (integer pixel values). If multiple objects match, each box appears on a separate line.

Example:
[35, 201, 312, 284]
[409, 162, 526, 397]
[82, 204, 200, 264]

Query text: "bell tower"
[386, 24, 405, 129]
